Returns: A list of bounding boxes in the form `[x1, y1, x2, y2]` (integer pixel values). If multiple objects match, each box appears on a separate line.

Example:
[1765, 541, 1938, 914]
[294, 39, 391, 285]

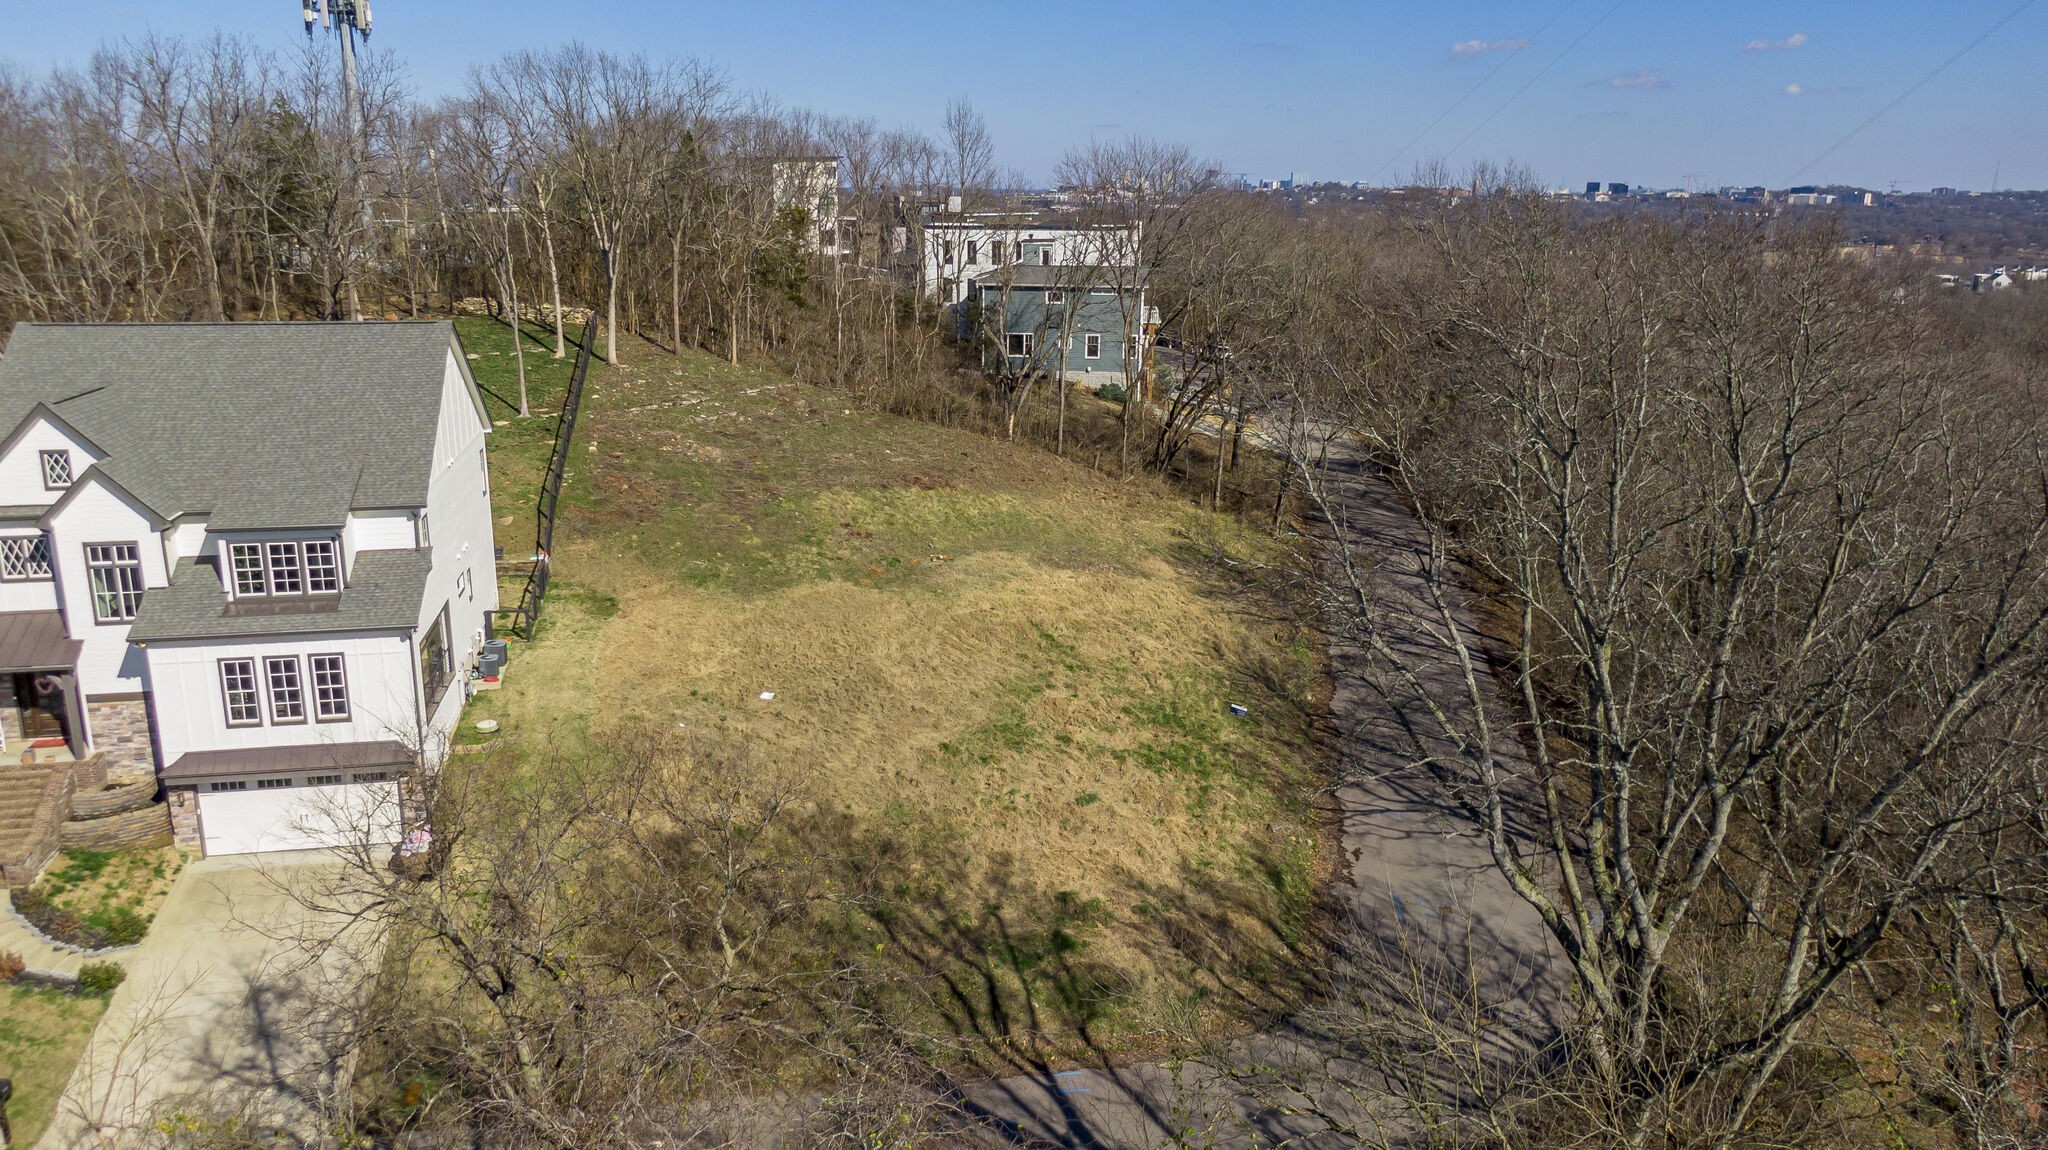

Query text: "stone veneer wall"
[167, 786, 201, 851]
[85, 697, 156, 784]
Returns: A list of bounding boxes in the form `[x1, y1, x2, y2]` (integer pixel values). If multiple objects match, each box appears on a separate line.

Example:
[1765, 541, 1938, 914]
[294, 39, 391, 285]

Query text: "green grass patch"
[21, 846, 186, 948]
[0, 983, 109, 1146]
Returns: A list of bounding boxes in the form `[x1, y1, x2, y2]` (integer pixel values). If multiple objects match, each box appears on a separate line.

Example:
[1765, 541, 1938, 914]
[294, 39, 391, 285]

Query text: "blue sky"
[7, 0, 2044, 189]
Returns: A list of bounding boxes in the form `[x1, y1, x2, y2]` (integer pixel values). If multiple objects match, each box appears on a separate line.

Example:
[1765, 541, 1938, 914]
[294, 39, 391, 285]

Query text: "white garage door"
[199, 781, 402, 856]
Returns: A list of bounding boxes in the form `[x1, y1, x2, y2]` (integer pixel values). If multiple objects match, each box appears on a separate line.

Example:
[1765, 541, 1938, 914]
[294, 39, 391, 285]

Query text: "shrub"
[86, 906, 150, 947]
[0, 949, 24, 982]
[1096, 383, 1127, 403]
[76, 961, 126, 996]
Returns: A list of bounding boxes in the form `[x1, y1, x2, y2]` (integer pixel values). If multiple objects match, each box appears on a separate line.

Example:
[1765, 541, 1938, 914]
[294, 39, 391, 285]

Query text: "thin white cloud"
[1782, 82, 1851, 96]
[1606, 68, 1671, 91]
[1783, 83, 1803, 95]
[1743, 32, 1809, 52]
[1450, 37, 1530, 57]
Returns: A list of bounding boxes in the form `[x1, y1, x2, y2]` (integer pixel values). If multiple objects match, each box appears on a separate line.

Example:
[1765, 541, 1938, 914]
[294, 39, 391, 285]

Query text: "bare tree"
[940, 97, 994, 205]
[1282, 205, 2048, 1145]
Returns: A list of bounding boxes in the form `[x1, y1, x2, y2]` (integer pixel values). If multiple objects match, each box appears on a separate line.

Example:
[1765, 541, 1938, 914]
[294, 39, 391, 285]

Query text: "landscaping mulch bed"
[12, 845, 187, 950]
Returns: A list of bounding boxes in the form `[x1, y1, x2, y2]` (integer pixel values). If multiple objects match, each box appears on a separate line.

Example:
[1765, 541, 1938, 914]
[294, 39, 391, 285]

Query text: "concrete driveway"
[37, 850, 377, 1150]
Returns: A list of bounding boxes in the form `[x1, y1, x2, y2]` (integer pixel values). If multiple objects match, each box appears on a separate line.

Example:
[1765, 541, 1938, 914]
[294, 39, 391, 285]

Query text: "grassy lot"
[28, 846, 188, 947]
[0, 983, 107, 1145]
[449, 316, 1327, 1057]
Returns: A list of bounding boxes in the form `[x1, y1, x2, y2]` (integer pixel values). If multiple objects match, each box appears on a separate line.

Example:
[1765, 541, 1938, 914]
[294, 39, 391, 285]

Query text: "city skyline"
[7, 0, 2045, 191]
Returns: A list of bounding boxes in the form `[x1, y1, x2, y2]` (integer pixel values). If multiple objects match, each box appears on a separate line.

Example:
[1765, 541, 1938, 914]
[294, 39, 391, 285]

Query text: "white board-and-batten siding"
[143, 633, 419, 764]
[0, 414, 101, 509]
[46, 477, 164, 695]
[417, 349, 498, 688]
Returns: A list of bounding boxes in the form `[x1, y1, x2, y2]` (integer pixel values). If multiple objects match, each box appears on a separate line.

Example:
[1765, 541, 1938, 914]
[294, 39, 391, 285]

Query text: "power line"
[1370, 0, 1582, 184]
[1439, 0, 1631, 169]
[1788, 0, 2036, 184]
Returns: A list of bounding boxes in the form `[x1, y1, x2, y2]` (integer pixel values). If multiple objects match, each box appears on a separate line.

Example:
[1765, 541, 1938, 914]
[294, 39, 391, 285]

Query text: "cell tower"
[302, 0, 373, 319]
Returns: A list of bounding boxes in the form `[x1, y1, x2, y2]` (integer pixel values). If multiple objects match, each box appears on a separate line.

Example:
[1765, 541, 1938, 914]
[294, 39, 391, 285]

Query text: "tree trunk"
[540, 209, 566, 358]
[604, 243, 621, 366]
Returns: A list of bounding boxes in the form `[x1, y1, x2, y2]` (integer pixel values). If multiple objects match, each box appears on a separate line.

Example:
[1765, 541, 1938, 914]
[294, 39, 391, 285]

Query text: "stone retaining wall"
[59, 803, 173, 851]
[69, 778, 157, 819]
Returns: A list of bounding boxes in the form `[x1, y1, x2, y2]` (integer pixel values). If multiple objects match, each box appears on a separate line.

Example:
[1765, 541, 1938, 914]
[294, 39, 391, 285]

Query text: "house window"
[304, 540, 340, 593]
[417, 512, 430, 548]
[965, 240, 978, 263]
[1046, 290, 1065, 306]
[0, 535, 53, 582]
[208, 780, 247, 792]
[1014, 241, 1024, 262]
[1040, 249, 1052, 266]
[1085, 333, 1102, 359]
[265, 655, 305, 723]
[456, 569, 474, 601]
[219, 658, 262, 726]
[229, 543, 267, 596]
[352, 770, 390, 783]
[266, 542, 303, 594]
[1006, 332, 1035, 357]
[420, 607, 452, 709]
[308, 774, 342, 786]
[230, 540, 340, 596]
[85, 543, 144, 622]
[942, 240, 955, 263]
[40, 449, 73, 489]
[310, 653, 349, 721]
[256, 777, 294, 789]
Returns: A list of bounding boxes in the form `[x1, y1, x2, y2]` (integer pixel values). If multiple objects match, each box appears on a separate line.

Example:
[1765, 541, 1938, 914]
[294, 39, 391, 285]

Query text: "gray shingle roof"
[0, 322, 473, 530]
[128, 548, 432, 642]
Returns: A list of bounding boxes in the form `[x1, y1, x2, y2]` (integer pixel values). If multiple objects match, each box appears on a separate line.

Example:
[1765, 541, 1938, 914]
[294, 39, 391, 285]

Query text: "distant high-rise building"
[1586, 181, 1601, 199]
[1607, 182, 1630, 197]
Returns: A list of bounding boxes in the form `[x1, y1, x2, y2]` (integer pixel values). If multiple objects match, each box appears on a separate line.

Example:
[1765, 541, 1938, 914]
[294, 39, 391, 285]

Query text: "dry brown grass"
[456, 320, 1329, 1052]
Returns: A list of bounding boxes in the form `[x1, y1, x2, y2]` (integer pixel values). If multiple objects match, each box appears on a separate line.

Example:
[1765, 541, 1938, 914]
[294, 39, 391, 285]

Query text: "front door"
[12, 672, 69, 742]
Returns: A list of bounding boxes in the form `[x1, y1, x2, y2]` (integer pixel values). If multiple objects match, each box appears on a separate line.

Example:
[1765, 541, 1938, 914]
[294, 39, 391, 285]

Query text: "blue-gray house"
[969, 265, 1147, 387]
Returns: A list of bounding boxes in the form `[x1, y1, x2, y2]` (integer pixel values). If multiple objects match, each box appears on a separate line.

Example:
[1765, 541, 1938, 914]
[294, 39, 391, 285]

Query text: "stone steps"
[0, 760, 68, 878]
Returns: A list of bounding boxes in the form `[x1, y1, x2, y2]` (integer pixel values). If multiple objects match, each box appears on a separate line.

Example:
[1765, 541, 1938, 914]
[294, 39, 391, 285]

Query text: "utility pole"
[303, 0, 374, 320]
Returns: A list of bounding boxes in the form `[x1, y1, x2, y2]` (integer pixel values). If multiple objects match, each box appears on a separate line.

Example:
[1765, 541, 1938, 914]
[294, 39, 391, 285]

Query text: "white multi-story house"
[919, 210, 1139, 307]
[0, 322, 498, 856]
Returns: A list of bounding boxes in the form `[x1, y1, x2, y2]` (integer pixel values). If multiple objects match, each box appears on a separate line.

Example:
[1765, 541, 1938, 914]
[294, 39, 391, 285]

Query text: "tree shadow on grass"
[837, 815, 1347, 1148]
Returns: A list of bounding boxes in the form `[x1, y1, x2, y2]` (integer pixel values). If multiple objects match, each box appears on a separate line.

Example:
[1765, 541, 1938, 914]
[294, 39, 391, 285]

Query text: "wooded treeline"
[0, 37, 996, 378]
[9, 30, 2048, 1150]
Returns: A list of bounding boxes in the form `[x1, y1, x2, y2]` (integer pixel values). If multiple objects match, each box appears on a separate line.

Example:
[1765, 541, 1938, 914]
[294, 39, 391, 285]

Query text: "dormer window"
[226, 538, 341, 597]
[40, 449, 72, 489]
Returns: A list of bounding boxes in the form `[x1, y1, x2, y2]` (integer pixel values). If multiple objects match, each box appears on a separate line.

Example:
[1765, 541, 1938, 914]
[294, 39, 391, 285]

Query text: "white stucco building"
[0, 321, 498, 856]
[918, 211, 1139, 307]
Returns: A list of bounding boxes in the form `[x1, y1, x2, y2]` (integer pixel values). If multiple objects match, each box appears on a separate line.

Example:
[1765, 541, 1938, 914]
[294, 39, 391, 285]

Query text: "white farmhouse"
[919, 210, 1139, 307]
[0, 322, 498, 857]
